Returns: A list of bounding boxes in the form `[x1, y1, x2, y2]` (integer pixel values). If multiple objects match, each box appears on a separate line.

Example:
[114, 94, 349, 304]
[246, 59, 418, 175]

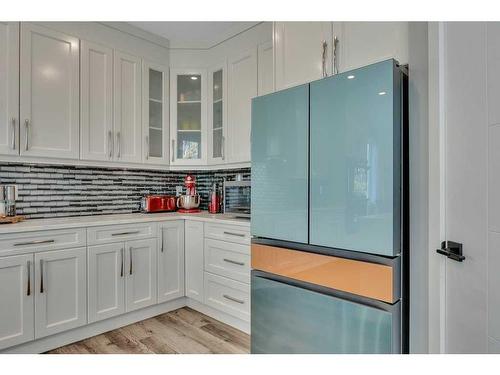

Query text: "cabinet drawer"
[204, 222, 250, 244]
[87, 223, 157, 245]
[204, 239, 250, 283]
[204, 273, 250, 322]
[0, 228, 86, 256]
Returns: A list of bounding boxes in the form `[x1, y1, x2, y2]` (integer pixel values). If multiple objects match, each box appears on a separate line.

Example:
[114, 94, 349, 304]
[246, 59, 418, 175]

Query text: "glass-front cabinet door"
[142, 61, 169, 164]
[170, 68, 207, 165]
[208, 64, 226, 164]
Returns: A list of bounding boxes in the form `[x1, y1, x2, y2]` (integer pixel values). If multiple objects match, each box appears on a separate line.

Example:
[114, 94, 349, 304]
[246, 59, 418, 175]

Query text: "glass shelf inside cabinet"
[212, 69, 223, 159]
[148, 68, 164, 158]
[177, 74, 202, 160]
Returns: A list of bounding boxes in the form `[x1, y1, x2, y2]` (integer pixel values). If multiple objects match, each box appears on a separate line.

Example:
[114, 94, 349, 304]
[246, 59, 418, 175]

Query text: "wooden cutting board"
[0, 215, 25, 224]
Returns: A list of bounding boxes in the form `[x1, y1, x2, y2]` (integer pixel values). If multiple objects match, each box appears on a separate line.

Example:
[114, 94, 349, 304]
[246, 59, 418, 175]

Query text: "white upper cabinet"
[158, 221, 185, 303]
[274, 22, 333, 90]
[80, 40, 113, 161]
[20, 23, 80, 159]
[227, 48, 257, 163]
[0, 22, 19, 156]
[114, 50, 142, 163]
[335, 22, 409, 72]
[170, 68, 207, 166]
[257, 40, 274, 95]
[142, 60, 170, 165]
[208, 63, 227, 164]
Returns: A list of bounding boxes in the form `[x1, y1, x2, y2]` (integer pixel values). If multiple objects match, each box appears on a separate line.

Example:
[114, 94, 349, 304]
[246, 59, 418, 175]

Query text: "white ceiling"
[129, 22, 260, 49]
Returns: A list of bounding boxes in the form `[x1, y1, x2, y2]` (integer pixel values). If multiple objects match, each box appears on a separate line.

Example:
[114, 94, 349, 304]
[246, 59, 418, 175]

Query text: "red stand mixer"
[176, 175, 201, 213]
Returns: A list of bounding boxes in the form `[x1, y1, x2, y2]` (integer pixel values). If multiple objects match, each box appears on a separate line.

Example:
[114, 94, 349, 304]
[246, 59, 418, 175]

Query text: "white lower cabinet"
[34, 247, 87, 339]
[185, 220, 204, 302]
[158, 221, 185, 303]
[0, 254, 34, 350]
[88, 243, 125, 323]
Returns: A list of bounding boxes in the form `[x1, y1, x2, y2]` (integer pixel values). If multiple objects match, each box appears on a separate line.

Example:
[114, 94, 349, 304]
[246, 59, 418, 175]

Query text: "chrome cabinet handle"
[145, 136, 149, 160]
[160, 230, 164, 253]
[24, 119, 29, 151]
[27, 260, 31, 296]
[223, 294, 244, 304]
[222, 135, 225, 160]
[11, 118, 16, 150]
[120, 248, 124, 277]
[171, 139, 175, 162]
[321, 40, 328, 78]
[223, 258, 245, 266]
[223, 231, 245, 237]
[333, 36, 339, 75]
[14, 239, 55, 247]
[111, 231, 140, 236]
[129, 247, 133, 275]
[40, 259, 44, 293]
[108, 130, 113, 159]
[116, 131, 121, 158]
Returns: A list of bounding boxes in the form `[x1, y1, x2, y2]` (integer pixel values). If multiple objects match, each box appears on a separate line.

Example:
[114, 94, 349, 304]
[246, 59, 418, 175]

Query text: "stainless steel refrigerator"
[250, 59, 409, 354]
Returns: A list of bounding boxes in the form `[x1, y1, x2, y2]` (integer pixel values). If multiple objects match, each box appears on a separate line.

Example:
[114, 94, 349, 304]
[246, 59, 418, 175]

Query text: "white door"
[114, 50, 142, 163]
[158, 221, 185, 303]
[0, 22, 19, 156]
[125, 238, 157, 312]
[227, 48, 257, 163]
[436, 22, 500, 353]
[80, 40, 114, 162]
[257, 40, 274, 96]
[88, 243, 125, 323]
[34, 247, 87, 339]
[20, 23, 79, 159]
[335, 22, 409, 73]
[274, 22, 332, 90]
[185, 220, 204, 303]
[0, 254, 34, 350]
[142, 60, 170, 164]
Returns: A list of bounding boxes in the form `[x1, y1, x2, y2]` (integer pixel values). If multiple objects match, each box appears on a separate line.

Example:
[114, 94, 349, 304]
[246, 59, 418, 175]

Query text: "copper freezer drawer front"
[251, 244, 398, 303]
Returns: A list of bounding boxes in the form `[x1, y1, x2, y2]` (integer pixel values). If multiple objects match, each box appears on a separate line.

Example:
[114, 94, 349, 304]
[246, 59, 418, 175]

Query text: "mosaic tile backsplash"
[0, 163, 250, 219]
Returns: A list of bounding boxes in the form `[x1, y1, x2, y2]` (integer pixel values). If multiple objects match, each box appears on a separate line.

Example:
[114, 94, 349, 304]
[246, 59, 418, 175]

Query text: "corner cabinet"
[185, 220, 204, 302]
[20, 23, 80, 159]
[208, 63, 227, 164]
[169, 68, 207, 166]
[158, 221, 185, 302]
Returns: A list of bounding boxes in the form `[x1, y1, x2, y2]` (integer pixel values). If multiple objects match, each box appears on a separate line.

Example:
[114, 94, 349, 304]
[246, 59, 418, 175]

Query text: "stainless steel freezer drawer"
[251, 272, 401, 354]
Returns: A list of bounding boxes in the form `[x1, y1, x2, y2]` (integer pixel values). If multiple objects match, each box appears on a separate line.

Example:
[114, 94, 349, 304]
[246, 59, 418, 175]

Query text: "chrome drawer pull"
[111, 231, 140, 236]
[27, 260, 31, 296]
[129, 247, 133, 275]
[40, 259, 44, 293]
[223, 294, 244, 304]
[14, 239, 55, 247]
[223, 231, 245, 237]
[120, 248, 124, 277]
[223, 258, 245, 266]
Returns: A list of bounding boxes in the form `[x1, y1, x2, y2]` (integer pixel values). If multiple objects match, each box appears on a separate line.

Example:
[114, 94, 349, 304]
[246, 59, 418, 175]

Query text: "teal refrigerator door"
[251, 274, 400, 354]
[251, 85, 309, 243]
[310, 59, 401, 256]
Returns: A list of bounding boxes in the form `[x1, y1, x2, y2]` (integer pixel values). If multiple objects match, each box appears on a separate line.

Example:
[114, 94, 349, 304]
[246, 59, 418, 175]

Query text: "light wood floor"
[46, 307, 250, 354]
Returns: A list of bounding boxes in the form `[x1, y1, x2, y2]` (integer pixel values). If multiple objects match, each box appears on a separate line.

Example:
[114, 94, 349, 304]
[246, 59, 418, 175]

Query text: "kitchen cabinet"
[125, 238, 157, 312]
[257, 40, 274, 95]
[170, 68, 207, 165]
[143, 60, 170, 164]
[0, 22, 19, 156]
[88, 243, 125, 323]
[185, 220, 204, 302]
[34, 247, 87, 339]
[20, 23, 80, 159]
[0, 254, 34, 350]
[274, 22, 333, 91]
[208, 63, 227, 164]
[114, 50, 142, 163]
[80, 40, 114, 161]
[158, 221, 185, 303]
[227, 48, 257, 163]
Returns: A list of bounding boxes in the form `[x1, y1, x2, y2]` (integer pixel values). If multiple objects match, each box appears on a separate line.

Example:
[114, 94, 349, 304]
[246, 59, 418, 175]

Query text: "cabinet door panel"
[81, 40, 113, 161]
[125, 238, 157, 312]
[35, 247, 87, 339]
[0, 254, 34, 350]
[114, 50, 142, 163]
[20, 23, 79, 159]
[0, 22, 19, 156]
[158, 221, 185, 303]
[185, 220, 204, 302]
[251, 85, 309, 243]
[310, 60, 401, 256]
[257, 40, 274, 96]
[88, 243, 125, 323]
[227, 48, 257, 163]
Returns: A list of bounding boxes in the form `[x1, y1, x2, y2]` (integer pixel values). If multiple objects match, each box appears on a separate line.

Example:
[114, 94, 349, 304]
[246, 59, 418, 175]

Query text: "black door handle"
[436, 241, 465, 262]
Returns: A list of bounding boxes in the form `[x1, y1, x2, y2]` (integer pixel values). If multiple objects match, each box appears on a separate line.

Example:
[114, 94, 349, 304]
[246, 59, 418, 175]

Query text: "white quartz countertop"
[0, 211, 250, 234]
